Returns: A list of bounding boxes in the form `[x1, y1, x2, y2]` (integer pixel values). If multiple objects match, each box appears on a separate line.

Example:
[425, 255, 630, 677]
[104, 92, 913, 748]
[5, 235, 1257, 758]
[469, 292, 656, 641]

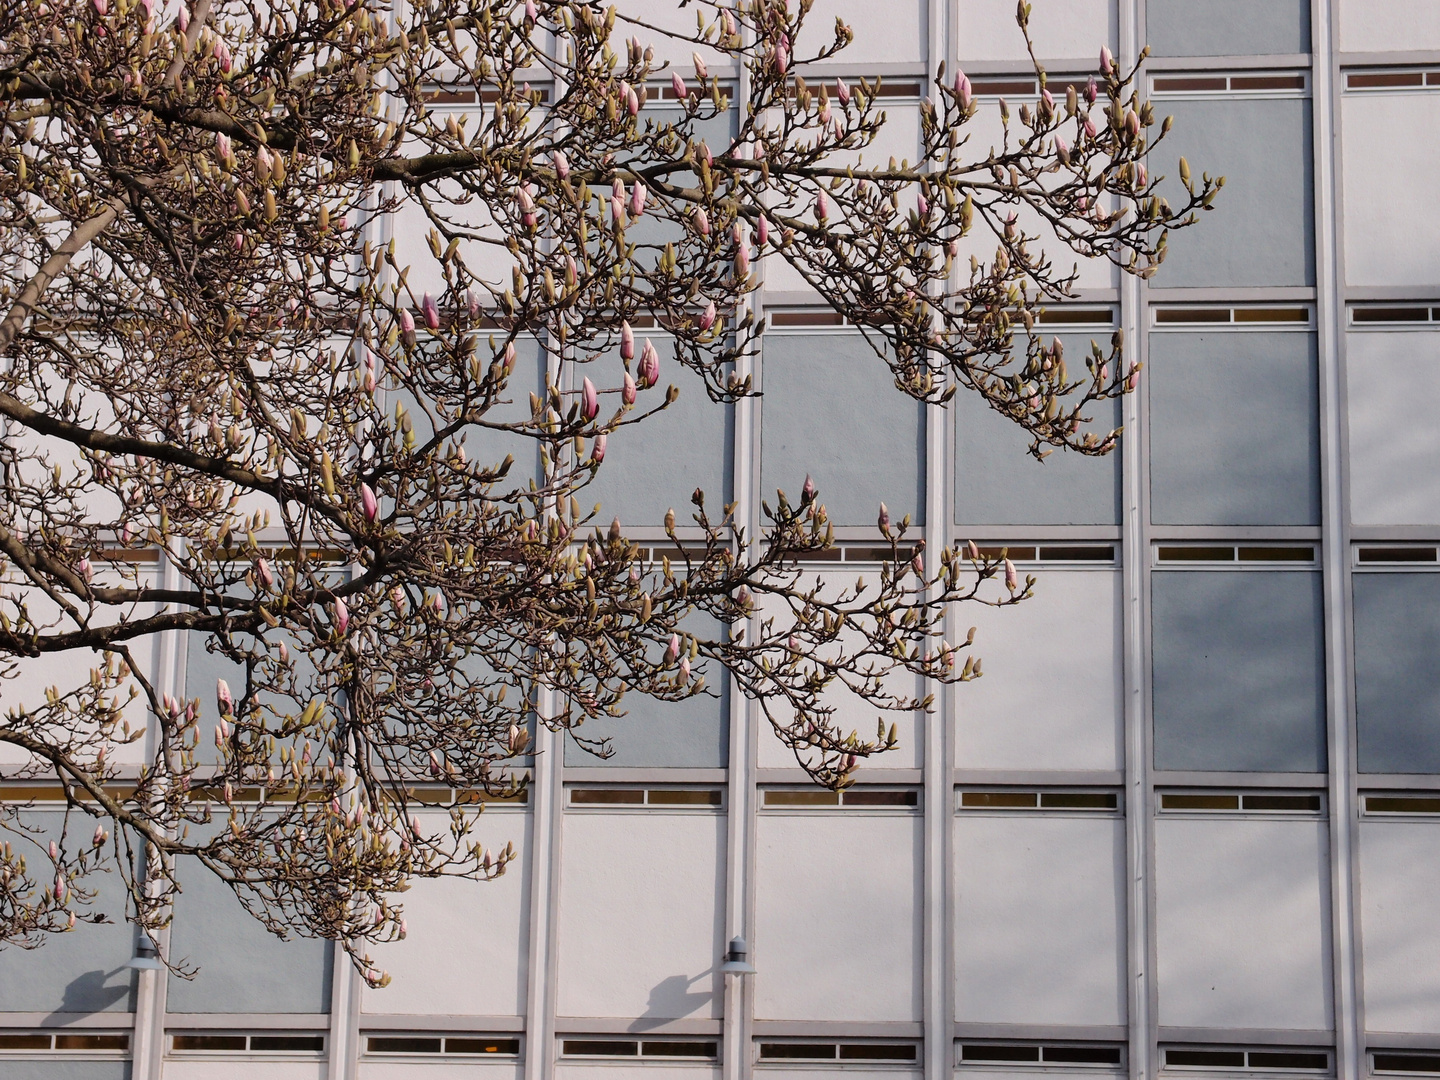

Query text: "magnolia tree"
[0, 0, 1216, 981]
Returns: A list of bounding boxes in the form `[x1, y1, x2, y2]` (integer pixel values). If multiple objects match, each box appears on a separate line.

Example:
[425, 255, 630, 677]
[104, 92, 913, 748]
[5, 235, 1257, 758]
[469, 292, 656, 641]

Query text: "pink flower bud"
[1004, 558, 1018, 591]
[515, 185, 535, 213]
[232, 232, 244, 253]
[735, 243, 750, 276]
[917, 193, 929, 217]
[802, 474, 816, 502]
[620, 320, 635, 360]
[177, 1, 189, 29]
[788, 635, 800, 651]
[1125, 109, 1140, 136]
[679, 656, 691, 681]
[1085, 76, 1098, 104]
[756, 213, 769, 247]
[1084, 116, 1097, 139]
[552, 149, 570, 179]
[581, 377, 598, 420]
[334, 598, 349, 635]
[420, 293, 440, 330]
[836, 78, 850, 105]
[93, 825, 107, 847]
[775, 42, 788, 75]
[954, 70, 973, 108]
[622, 371, 637, 405]
[878, 502, 890, 529]
[721, 8, 735, 35]
[399, 308, 415, 334]
[467, 290, 481, 318]
[1054, 134, 1070, 163]
[256, 557, 274, 589]
[49, 841, 59, 860]
[693, 206, 710, 235]
[1042, 88, 1055, 111]
[93, 0, 106, 13]
[665, 634, 681, 662]
[592, 433, 607, 462]
[630, 180, 646, 217]
[215, 132, 231, 159]
[524, 0, 536, 20]
[1135, 162, 1147, 188]
[814, 191, 828, 222]
[671, 72, 688, 99]
[360, 482, 379, 522]
[627, 86, 639, 115]
[77, 556, 92, 582]
[699, 300, 716, 331]
[819, 99, 831, 125]
[639, 339, 660, 387]
[1100, 45, 1113, 75]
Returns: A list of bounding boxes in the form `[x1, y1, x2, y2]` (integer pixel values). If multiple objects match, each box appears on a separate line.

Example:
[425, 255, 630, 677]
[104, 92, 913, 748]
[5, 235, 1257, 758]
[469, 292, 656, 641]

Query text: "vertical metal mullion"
[1121, 0, 1154, 1074]
[924, 0, 953, 1078]
[1310, 0, 1362, 1072]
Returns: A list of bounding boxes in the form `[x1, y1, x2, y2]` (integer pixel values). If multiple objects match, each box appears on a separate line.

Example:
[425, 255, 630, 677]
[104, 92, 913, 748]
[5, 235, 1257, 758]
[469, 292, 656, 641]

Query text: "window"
[960, 1043, 1123, 1066]
[1159, 791, 1323, 813]
[556, 805, 725, 1020]
[954, 330, 1122, 527]
[1374, 1055, 1440, 1075]
[1147, 328, 1320, 526]
[956, 567, 1123, 771]
[1156, 546, 1316, 564]
[1152, 75, 1308, 95]
[1364, 794, 1440, 815]
[1357, 547, 1439, 564]
[1145, 0, 1309, 56]
[959, 790, 1120, 811]
[1353, 573, 1440, 773]
[763, 788, 918, 809]
[0, 1032, 129, 1051]
[955, 811, 1126, 1026]
[1151, 570, 1326, 773]
[755, 811, 921, 1021]
[1153, 307, 1311, 325]
[365, 1034, 520, 1056]
[760, 331, 924, 528]
[171, 1032, 326, 1053]
[1163, 1048, 1329, 1071]
[1154, 816, 1332, 1030]
[1341, 87, 1440, 286]
[1153, 96, 1314, 287]
[1345, 327, 1440, 526]
[561, 1037, 717, 1059]
[758, 1040, 918, 1061]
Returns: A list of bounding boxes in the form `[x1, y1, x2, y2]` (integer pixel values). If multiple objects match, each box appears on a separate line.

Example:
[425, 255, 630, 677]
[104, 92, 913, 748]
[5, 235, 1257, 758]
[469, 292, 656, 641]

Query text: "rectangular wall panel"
[1151, 570, 1326, 773]
[1345, 329, 1440, 526]
[1341, 92, 1440, 288]
[160, 1063, 327, 1080]
[1352, 573, 1440, 774]
[1147, 330, 1320, 526]
[1152, 98, 1315, 288]
[955, 570, 1124, 772]
[956, 0, 1114, 61]
[1145, 0, 1309, 56]
[556, 810, 725, 1021]
[1155, 817, 1332, 1030]
[754, 811, 922, 1021]
[759, 333, 925, 528]
[1358, 819, 1440, 1035]
[1338, 0, 1440, 54]
[954, 813, 1127, 1025]
[360, 809, 531, 1017]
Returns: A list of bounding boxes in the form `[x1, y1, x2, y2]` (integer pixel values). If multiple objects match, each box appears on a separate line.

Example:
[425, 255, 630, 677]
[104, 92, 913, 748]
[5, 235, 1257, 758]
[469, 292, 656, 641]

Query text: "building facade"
[5, 0, 1440, 1079]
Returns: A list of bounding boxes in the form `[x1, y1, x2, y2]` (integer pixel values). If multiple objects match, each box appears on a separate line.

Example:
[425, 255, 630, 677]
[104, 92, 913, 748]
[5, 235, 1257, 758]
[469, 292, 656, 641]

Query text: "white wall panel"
[554, 1068, 719, 1080]
[556, 810, 725, 1020]
[956, 0, 1115, 62]
[757, 1071, 919, 1080]
[1338, 0, 1440, 53]
[955, 570, 1124, 771]
[1345, 329, 1440, 526]
[1155, 817, 1332, 1030]
[955, 813, 1126, 1025]
[360, 809, 531, 1017]
[807, 0, 926, 65]
[1341, 92, 1440, 287]
[1359, 820, 1440, 1035]
[358, 1063, 523, 1080]
[754, 811, 922, 1020]
[161, 1063, 326, 1080]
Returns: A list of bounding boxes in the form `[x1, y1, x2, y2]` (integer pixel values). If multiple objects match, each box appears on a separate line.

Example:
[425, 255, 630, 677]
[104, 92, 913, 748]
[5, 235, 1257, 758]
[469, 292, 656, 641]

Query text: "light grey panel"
[167, 853, 333, 1013]
[955, 333, 1122, 525]
[0, 812, 137, 1014]
[564, 610, 728, 768]
[0, 1064, 131, 1080]
[583, 358, 733, 530]
[1354, 573, 1440, 774]
[760, 332, 925, 528]
[1145, 0, 1309, 56]
[1152, 570, 1326, 772]
[1152, 98, 1314, 288]
[1148, 331, 1320, 526]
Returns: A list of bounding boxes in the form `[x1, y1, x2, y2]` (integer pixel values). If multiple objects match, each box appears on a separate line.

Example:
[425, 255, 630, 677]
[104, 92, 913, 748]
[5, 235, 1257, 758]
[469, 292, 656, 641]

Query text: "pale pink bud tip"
[622, 371, 637, 405]
[639, 339, 660, 388]
[671, 72, 688, 99]
[1004, 559, 1018, 591]
[581, 377, 599, 420]
[420, 293, 440, 330]
[620, 320, 635, 359]
[665, 634, 681, 662]
[551, 150, 569, 179]
[756, 214, 770, 247]
[360, 482, 379, 522]
[877, 502, 890, 529]
[802, 474, 816, 501]
[399, 309, 415, 334]
[524, 0, 536, 20]
[217, 678, 233, 714]
[836, 79, 850, 104]
[334, 598, 349, 634]
[699, 300, 716, 331]
[814, 191, 829, 222]
[591, 433, 607, 462]
[1100, 45, 1113, 75]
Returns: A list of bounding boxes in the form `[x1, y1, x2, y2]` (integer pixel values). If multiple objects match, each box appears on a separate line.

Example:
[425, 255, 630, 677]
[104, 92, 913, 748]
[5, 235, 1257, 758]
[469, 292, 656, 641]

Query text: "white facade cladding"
[6, 0, 1440, 1078]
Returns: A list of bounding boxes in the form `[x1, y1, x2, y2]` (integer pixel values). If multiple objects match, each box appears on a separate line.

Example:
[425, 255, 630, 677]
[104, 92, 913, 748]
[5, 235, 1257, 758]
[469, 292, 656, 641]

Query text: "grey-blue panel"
[563, 609, 728, 768]
[1148, 331, 1320, 526]
[0, 1063, 131, 1080]
[1354, 573, 1440, 774]
[0, 812, 137, 1013]
[166, 854, 333, 1013]
[583, 357, 733, 529]
[954, 332, 1122, 525]
[1152, 98, 1314, 288]
[1151, 570, 1326, 772]
[1145, 0, 1309, 56]
[394, 336, 547, 488]
[760, 332, 925, 527]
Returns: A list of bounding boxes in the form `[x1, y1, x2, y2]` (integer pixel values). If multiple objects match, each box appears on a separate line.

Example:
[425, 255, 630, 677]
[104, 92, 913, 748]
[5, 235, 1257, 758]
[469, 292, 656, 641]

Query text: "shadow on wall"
[630, 971, 716, 1031]
[48, 966, 133, 1021]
